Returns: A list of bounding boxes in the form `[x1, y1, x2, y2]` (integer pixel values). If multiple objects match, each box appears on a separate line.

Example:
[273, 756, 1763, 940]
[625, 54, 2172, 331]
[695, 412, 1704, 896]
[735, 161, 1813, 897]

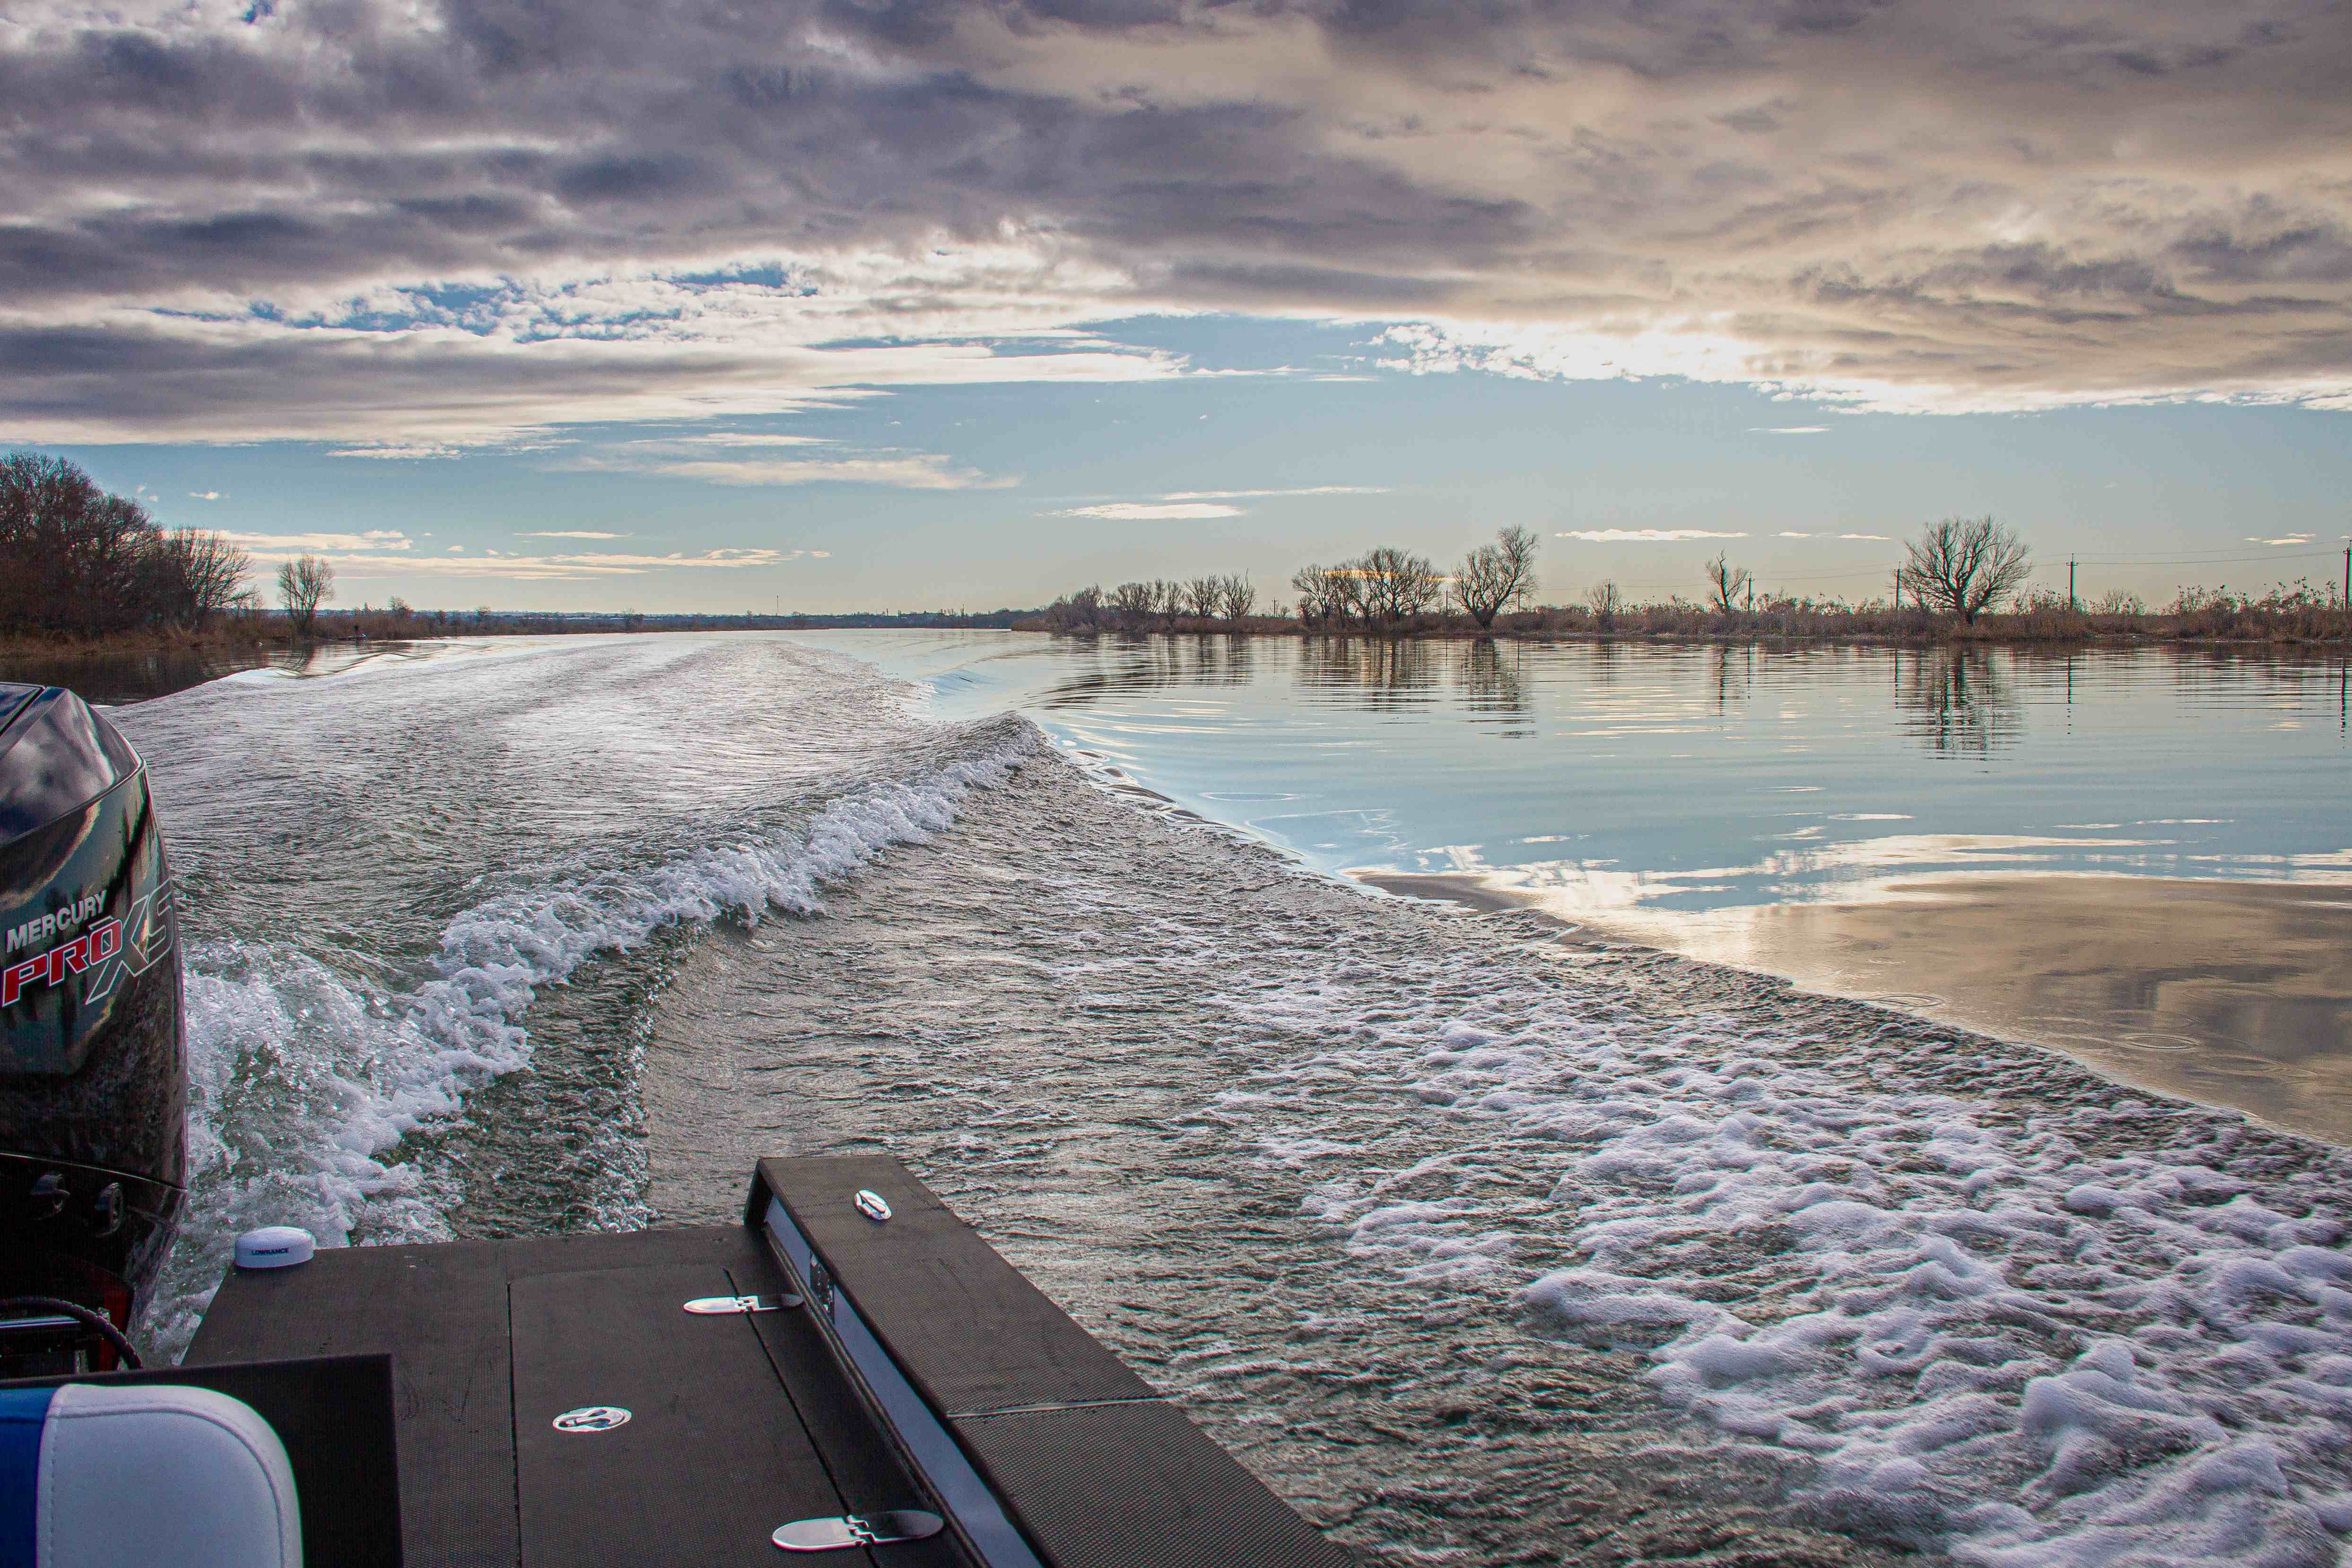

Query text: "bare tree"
[1215, 575, 1257, 620]
[0, 453, 160, 636]
[1150, 579, 1185, 618]
[1110, 581, 1156, 624]
[158, 530, 253, 626]
[1041, 585, 1104, 631]
[1452, 525, 1542, 628]
[1183, 576, 1221, 619]
[1903, 516, 2031, 624]
[1705, 553, 1753, 615]
[1584, 580, 1623, 628]
[278, 554, 335, 636]
[1291, 564, 1345, 626]
[1352, 547, 1444, 625]
[1331, 562, 1372, 625]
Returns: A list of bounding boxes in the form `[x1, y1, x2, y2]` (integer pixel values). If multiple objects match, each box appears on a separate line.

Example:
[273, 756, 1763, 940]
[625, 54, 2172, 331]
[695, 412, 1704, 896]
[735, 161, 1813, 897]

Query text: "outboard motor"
[0, 684, 183, 1373]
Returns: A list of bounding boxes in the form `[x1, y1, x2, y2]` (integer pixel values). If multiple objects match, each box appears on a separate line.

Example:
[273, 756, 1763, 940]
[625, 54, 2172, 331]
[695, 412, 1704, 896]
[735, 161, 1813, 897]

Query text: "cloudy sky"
[4, 0, 2348, 610]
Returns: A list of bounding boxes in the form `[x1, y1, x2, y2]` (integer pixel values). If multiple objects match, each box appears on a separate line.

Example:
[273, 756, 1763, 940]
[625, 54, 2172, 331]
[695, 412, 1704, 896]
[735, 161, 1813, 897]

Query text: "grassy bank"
[0, 619, 291, 661]
[1017, 591, 2352, 645]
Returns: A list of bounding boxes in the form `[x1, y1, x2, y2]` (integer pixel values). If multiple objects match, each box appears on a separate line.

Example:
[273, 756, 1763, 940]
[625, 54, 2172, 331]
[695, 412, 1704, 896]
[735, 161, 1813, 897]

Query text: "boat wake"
[117, 636, 1038, 1353]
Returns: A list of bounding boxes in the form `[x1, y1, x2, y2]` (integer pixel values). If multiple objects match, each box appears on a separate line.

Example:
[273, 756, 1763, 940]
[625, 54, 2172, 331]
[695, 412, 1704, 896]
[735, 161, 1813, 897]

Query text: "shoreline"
[1027, 623, 2352, 648]
[1356, 868, 2352, 1149]
[9, 618, 2348, 663]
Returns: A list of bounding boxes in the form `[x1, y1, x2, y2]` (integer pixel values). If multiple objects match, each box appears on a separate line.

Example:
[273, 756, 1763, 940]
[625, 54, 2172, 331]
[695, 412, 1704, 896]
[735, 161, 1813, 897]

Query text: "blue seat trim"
[0, 1385, 56, 1568]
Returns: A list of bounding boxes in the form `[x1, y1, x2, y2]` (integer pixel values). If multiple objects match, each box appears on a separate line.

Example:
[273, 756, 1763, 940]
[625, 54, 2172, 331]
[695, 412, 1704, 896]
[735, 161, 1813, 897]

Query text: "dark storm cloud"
[1, 0, 2348, 442]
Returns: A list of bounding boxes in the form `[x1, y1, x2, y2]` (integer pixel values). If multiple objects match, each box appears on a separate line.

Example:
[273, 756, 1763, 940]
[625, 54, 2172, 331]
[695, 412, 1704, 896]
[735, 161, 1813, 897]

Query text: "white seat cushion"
[38, 1383, 301, 1568]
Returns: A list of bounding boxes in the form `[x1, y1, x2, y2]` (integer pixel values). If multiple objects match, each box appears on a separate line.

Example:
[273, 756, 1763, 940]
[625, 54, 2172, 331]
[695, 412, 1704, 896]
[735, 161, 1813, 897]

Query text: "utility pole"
[2068, 557, 2076, 612]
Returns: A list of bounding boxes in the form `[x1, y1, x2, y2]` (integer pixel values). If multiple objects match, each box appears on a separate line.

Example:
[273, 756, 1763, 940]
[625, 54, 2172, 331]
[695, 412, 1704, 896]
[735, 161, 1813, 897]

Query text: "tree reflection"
[1029, 632, 1546, 725]
[1896, 646, 2024, 755]
[1710, 644, 1753, 714]
[1033, 632, 1256, 706]
[1297, 635, 1441, 710]
[1462, 638, 1532, 727]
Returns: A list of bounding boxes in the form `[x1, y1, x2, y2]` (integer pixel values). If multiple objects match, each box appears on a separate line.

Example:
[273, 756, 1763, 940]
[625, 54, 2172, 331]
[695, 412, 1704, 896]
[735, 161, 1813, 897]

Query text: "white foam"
[148, 724, 1040, 1353]
[1235, 969, 2352, 1568]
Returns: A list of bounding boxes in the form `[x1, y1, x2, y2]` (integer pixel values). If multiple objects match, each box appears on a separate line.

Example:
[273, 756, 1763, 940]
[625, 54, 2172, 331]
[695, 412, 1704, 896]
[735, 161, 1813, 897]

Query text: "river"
[101, 631, 2352, 1568]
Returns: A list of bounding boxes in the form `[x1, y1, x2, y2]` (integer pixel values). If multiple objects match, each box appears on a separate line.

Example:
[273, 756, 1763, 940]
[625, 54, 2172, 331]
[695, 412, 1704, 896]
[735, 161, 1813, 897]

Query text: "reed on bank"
[1018, 583, 2352, 644]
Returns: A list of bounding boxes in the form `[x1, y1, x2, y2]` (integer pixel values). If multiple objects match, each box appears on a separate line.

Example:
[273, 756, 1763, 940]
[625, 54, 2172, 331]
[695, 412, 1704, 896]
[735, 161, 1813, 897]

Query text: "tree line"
[1293, 527, 1540, 629]
[0, 453, 254, 638]
[1036, 574, 1259, 631]
[1038, 528, 1541, 633]
[1029, 514, 2345, 643]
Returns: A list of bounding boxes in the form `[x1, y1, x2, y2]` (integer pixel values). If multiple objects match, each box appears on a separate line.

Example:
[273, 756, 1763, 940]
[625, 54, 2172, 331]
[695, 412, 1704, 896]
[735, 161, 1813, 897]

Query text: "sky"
[3, 0, 2349, 613]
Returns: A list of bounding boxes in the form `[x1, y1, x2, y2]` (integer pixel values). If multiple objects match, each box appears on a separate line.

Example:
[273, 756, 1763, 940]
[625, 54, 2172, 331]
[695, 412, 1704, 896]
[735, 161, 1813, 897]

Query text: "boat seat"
[0, 1382, 302, 1568]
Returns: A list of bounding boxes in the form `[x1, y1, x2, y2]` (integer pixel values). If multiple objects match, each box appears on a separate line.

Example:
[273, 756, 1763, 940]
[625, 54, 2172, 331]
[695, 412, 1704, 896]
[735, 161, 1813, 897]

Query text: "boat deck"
[182, 1154, 1349, 1568]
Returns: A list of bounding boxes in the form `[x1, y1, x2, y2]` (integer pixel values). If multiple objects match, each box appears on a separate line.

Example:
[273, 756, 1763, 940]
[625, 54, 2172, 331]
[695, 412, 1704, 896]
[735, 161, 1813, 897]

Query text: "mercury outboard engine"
[0, 684, 183, 1373]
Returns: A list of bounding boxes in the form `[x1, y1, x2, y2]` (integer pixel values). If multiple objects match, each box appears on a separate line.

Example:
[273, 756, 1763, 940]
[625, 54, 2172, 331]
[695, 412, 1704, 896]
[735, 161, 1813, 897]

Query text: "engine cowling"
[0, 684, 185, 1370]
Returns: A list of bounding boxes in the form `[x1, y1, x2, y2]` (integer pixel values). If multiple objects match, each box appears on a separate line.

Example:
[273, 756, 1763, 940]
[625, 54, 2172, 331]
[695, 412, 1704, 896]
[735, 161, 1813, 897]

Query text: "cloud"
[1755, 427, 1830, 435]
[1839, 533, 1893, 541]
[252, 541, 824, 581]
[1779, 531, 1814, 538]
[1559, 529, 1748, 543]
[521, 531, 630, 539]
[659, 435, 832, 449]
[550, 549, 794, 570]
[300, 551, 594, 579]
[2246, 534, 2315, 545]
[222, 529, 414, 555]
[1160, 486, 1386, 500]
[640, 456, 1008, 489]
[1060, 502, 1245, 520]
[567, 436, 1011, 490]
[0, 0, 2346, 447]
[188, 490, 224, 500]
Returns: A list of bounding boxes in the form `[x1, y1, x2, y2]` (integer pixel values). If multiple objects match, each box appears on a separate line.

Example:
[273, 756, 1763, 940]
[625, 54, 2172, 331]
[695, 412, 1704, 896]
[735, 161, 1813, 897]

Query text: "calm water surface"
[796, 633, 2351, 903]
[800, 632, 2352, 1141]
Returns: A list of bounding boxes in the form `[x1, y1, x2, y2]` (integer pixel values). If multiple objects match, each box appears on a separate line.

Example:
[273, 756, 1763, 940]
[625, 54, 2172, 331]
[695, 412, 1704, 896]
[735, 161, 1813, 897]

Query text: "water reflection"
[1033, 632, 1263, 707]
[0, 646, 277, 706]
[1296, 636, 1444, 710]
[1708, 644, 1754, 714]
[0, 641, 413, 706]
[1461, 640, 1532, 730]
[1039, 634, 1507, 719]
[1894, 646, 2024, 756]
[799, 626, 2352, 1143]
[801, 631, 2351, 908]
[1005, 636, 2352, 778]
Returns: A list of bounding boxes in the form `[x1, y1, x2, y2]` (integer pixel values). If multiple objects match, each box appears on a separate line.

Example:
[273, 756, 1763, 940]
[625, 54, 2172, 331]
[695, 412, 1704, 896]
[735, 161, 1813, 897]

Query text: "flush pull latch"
[772, 1511, 944, 1552]
[682, 1294, 801, 1315]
